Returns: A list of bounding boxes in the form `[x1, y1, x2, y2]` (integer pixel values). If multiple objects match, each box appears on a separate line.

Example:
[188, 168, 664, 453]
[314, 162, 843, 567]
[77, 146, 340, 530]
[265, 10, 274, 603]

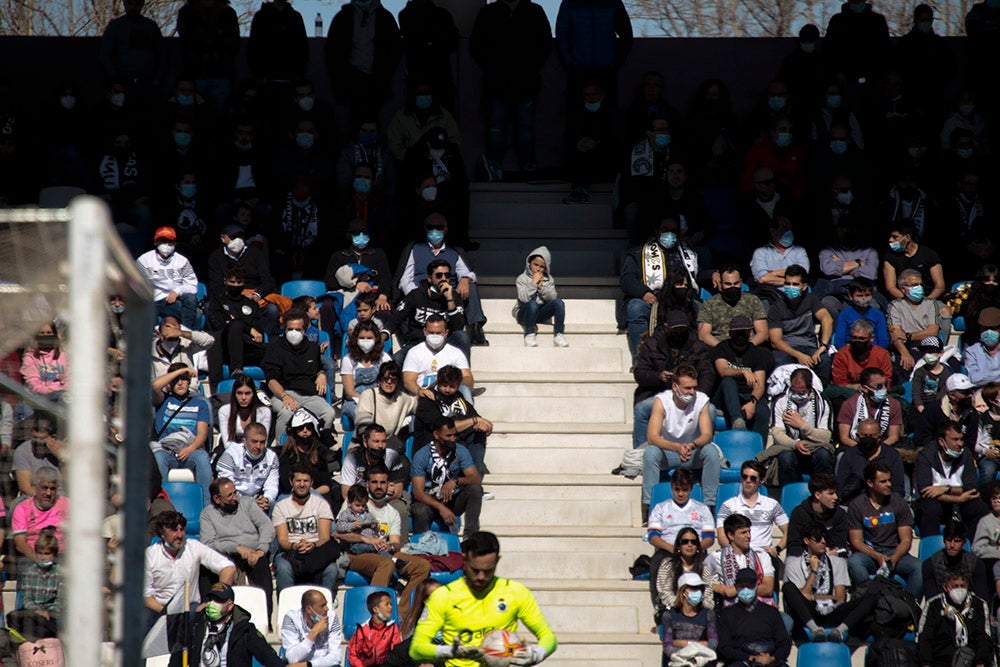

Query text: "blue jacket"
[555, 0, 633, 70]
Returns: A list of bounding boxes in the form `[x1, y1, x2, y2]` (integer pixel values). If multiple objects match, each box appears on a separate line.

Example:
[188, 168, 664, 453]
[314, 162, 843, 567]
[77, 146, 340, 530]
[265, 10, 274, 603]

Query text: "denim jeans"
[979, 455, 999, 484]
[847, 549, 923, 598]
[156, 293, 199, 329]
[712, 377, 771, 440]
[776, 447, 835, 485]
[153, 449, 213, 504]
[273, 547, 340, 596]
[641, 443, 720, 506]
[633, 396, 655, 450]
[516, 299, 566, 335]
[626, 298, 653, 360]
[485, 99, 536, 168]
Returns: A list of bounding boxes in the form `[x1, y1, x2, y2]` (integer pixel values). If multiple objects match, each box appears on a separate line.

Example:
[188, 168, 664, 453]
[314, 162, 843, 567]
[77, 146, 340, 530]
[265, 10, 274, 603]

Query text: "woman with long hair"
[661, 572, 718, 666]
[341, 320, 392, 428]
[278, 408, 333, 499]
[355, 361, 417, 451]
[217, 375, 271, 448]
[956, 264, 1000, 347]
[385, 579, 442, 666]
[655, 267, 699, 329]
[21, 322, 68, 400]
[654, 527, 713, 624]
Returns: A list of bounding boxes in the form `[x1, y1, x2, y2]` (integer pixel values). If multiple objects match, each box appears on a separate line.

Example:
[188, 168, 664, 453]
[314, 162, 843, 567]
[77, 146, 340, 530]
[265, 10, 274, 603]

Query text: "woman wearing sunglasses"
[655, 526, 714, 625]
[355, 361, 417, 452]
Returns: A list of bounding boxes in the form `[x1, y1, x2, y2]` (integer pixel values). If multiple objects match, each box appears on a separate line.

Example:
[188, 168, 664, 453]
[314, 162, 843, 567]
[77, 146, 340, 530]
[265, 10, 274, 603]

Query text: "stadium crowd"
[2, 0, 1000, 663]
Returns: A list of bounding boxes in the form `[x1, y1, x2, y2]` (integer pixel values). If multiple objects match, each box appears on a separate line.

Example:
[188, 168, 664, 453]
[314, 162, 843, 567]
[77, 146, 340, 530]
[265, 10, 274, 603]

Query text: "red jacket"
[831, 344, 893, 387]
[740, 136, 807, 199]
[347, 619, 402, 667]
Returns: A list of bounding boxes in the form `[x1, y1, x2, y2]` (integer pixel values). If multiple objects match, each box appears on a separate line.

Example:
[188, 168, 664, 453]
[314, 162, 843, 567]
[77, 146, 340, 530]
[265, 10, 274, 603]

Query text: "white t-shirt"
[402, 343, 469, 389]
[646, 498, 715, 546]
[272, 494, 334, 544]
[716, 494, 789, 549]
[655, 390, 710, 443]
[366, 499, 402, 540]
[784, 553, 849, 589]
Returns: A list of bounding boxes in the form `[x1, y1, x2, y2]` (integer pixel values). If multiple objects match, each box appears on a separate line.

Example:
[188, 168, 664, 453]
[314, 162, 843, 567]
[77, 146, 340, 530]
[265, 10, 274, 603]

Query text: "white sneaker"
[553, 333, 569, 347]
[524, 334, 537, 347]
[482, 491, 495, 501]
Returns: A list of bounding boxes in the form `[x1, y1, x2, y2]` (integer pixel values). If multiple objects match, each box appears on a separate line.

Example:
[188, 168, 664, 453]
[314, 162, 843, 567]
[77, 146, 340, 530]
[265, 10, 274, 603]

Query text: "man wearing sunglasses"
[389, 258, 470, 361]
[836, 367, 902, 449]
[716, 460, 788, 561]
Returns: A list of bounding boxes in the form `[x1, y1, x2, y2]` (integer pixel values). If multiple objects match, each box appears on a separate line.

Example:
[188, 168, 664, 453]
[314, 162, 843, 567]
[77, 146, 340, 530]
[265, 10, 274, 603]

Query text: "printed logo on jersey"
[496, 599, 508, 612]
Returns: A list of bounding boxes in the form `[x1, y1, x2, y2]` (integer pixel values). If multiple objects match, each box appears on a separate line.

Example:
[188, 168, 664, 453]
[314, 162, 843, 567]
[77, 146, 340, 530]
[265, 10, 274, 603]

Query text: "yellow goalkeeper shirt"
[409, 576, 558, 666]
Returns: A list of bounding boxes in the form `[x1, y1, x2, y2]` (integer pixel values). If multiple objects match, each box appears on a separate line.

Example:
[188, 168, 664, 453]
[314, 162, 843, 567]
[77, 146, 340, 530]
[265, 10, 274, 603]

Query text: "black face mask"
[666, 330, 689, 347]
[366, 446, 386, 462]
[730, 332, 750, 348]
[220, 501, 239, 514]
[672, 287, 690, 302]
[958, 397, 973, 412]
[226, 285, 244, 298]
[856, 436, 879, 458]
[849, 341, 871, 356]
[721, 286, 741, 304]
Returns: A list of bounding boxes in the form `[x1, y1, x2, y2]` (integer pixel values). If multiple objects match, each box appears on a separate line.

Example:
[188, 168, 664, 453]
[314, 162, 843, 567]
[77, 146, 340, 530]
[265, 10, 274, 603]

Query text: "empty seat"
[160, 481, 204, 536]
[716, 431, 764, 483]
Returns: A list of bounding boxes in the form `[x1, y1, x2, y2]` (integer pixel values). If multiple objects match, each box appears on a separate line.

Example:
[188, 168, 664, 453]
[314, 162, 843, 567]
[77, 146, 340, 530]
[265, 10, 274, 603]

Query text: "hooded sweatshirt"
[515, 246, 559, 306]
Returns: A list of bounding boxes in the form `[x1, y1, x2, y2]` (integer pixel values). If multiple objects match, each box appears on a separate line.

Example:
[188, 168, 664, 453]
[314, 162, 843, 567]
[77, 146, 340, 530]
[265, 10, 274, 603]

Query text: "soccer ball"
[479, 629, 526, 667]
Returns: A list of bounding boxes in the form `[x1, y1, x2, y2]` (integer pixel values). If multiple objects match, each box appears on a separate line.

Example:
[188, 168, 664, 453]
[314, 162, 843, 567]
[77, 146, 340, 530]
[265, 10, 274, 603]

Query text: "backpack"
[871, 577, 921, 637]
[865, 636, 918, 667]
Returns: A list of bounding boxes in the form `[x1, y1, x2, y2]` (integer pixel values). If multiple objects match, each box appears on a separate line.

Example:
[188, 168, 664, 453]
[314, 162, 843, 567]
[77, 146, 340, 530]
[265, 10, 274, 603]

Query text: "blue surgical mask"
[584, 100, 602, 113]
[311, 613, 324, 623]
[427, 229, 445, 245]
[872, 388, 888, 402]
[353, 177, 372, 194]
[768, 96, 786, 111]
[830, 139, 848, 155]
[415, 95, 432, 110]
[982, 330, 1000, 347]
[177, 94, 195, 106]
[654, 133, 671, 149]
[850, 1, 866, 12]
[774, 131, 793, 148]
[889, 240, 903, 252]
[234, 140, 252, 151]
[111, 304, 125, 314]
[945, 447, 963, 459]
[783, 285, 802, 300]
[957, 147, 974, 160]
[907, 284, 925, 303]
[737, 587, 756, 604]
[174, 131, 192, 148]
[359, 130, 377, 147]
[826, 94, 842, 109]
[779, 231, 795, 246]
[659, 232, 677, 249]
[180, 183, 197, 199]
[293, 197, 311, 208]
[686, 590, 703, 605]
[296, 132, 315, 150]
[800, 42, 816, 54]
[376, 611, 391, 622]
[352, 232, 370, 249]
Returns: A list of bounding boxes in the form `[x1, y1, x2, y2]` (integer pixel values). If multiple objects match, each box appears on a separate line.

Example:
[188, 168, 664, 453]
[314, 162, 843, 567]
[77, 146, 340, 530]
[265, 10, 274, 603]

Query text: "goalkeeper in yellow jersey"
[409, 531, 558, 666]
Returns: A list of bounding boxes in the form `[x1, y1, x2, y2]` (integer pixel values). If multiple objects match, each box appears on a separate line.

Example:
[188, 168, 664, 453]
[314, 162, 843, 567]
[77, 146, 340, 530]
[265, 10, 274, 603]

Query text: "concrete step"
[488, 432, 630, 449]
[518, 632, 662, 667]
[471, 201, 613, 231]
[491, 421, 631, 435]
[484, 473, 637, 488]
[478, 276, 622, 300]
[485, 446, 625, 475]
[472, 245, 621, 278]
[479, 372, 632, 385]
[498, 550, 640, 582]
[482, 298, 617, 325]
[478, 379, 634, 406]
[476, 394, 629, 423]
[479, 331, 630, 351]
[472, 345, 629, 374]
[480, 486, 641, 527]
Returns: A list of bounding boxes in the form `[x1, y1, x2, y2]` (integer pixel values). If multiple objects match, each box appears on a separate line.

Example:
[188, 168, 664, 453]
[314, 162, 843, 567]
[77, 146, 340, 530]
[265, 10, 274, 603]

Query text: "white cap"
[946, 374, 974, 392]
[677, 572, 705, 588]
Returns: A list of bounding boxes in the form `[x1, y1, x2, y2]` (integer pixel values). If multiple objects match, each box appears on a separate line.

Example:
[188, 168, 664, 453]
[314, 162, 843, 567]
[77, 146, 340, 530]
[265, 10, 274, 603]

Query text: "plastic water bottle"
[314, 13, 323, 37]
[876, 560, 891, 578]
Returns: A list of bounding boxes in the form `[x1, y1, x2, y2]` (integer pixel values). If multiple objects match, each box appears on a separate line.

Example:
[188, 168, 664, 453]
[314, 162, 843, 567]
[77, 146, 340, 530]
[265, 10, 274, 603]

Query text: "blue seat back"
[160, 481, 204, 536]
[216, 379, 235, 395]
[716, 431, 764, 483]
[650, 483, 704, 509]
[780, 482, 810, 512]
[715, 482, 767, 508]
[796, 642, 850, 667]
[280, 280, 327, 300]
[342, 586, 398, 640]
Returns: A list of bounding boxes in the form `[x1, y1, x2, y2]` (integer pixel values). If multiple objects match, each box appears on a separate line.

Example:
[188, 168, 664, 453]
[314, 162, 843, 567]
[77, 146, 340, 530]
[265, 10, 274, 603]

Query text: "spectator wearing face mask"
[744, 79, 806, 147]
[818, 229, 882, 322]
[835, 367, 902, 450]
[137, 227, 201, 329]
[20, 323, 68, 401]
[341, 163, 396, 251]
[777, 25, 827, 116]
[208, 223, 280, 332]
[336, 117, 396, 202]
[829, 318, 892, 402]
[887, 269, 946, 374]
[915, 422, 989, 536]
[917, 569, 992, 667]
[740, 116, 806, 201]
[914, 373, 979, 454]
[388, 81, 460, 163]
[12, 413, 63, 498]
[836, 418, 904, 504]
[206, 263, 268, 387]
[276, 118, 336, 204]
[402, 128, 471, 248]
[963, 308, 1000, 387]
[620, 115, 674, 245]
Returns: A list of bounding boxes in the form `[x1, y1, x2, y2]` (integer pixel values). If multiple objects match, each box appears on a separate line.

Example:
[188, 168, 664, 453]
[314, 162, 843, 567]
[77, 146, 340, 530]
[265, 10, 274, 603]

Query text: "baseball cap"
[221, 223, 246, 238]
[918, 336, 942, 351]
[946, 374, 974, 392]
[664, 310, 689, 329]
[734, 568, 758, 585]
[677, 573, 705, 589]
[205, 582, 234, 603]
[154, 226, 177, 241]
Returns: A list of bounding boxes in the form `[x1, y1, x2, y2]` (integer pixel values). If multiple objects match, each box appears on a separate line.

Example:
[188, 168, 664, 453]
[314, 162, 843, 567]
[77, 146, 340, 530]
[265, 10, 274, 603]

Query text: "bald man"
[280, 589, 344, 667]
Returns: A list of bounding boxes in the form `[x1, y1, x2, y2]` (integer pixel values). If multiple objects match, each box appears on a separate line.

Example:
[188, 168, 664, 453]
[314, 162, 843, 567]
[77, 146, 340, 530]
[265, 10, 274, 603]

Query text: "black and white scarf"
[352, 143, 386, 188]
[801, 553, 833, 597]
[944, 597, 975, 648]
[849, 395, 891, 440]
[428, 444, 457, 498]
[281, 194, 319, 250]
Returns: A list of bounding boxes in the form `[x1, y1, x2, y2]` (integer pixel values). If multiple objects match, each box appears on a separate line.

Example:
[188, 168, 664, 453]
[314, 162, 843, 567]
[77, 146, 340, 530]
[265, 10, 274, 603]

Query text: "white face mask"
[429, 148, 446, 161]
[948, 587, 968, 606]
[157, 242, 175, 258]
[109, 92, 125, 108]
[285, 329, 305, 346]
[425, 333, 445, 349]
[298, 96, 315, 111]
[226, 237, 245, 254]
[675, 392, 695, 405]
[357, 338, 376, 352]
[420, 186, 438, 202]
[60, 95, 76, 110]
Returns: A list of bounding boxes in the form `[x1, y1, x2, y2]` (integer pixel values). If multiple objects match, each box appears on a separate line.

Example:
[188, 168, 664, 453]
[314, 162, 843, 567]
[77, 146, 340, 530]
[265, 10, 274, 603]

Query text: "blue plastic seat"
[160, 481, 205, 536]
[216, 379, 235, 395]
[953, 315, 966, 333]
[713, 413, 727, 433]
[716, 431, 765, 483]
[280, 280, 327, 300]
[342, 586, 398, 640]
[797, 642, 850, 667]
[650, 483, 704, 509]
[716, 482, 767, 508]
[780, 482, 810, 512]
[196, 282, 208, 330]
[900, 381, 912, 404]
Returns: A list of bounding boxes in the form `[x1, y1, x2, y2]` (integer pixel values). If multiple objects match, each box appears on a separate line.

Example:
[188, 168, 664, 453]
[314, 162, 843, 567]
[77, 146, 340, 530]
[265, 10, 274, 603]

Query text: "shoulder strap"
[154, 394, 194, 441]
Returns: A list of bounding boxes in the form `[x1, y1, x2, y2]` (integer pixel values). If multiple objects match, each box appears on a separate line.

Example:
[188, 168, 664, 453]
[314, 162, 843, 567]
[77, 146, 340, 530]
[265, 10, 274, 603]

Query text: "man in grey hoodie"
[199, 477, 276, 627]
[515, 246, 569, 347]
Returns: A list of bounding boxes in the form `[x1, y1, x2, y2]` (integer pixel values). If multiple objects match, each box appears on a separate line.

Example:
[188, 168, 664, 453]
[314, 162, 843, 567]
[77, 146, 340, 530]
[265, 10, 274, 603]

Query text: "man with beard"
[914, 373, 979, 452]
[143, 510, 235, 632]
[340, 424, 411, 542]
[767, 264, 833, 383]
[411, 417, 483, 539]
[334, 464, 431, 616]
[413, 364, 492, 477]
[271, 464, 340, 596]
[836, 418, 905, 504]
[710, 316, 774, 437]
[199, 477, 275, 626]
[11, 413, 63, 497]
[696, 265, 768, 348]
